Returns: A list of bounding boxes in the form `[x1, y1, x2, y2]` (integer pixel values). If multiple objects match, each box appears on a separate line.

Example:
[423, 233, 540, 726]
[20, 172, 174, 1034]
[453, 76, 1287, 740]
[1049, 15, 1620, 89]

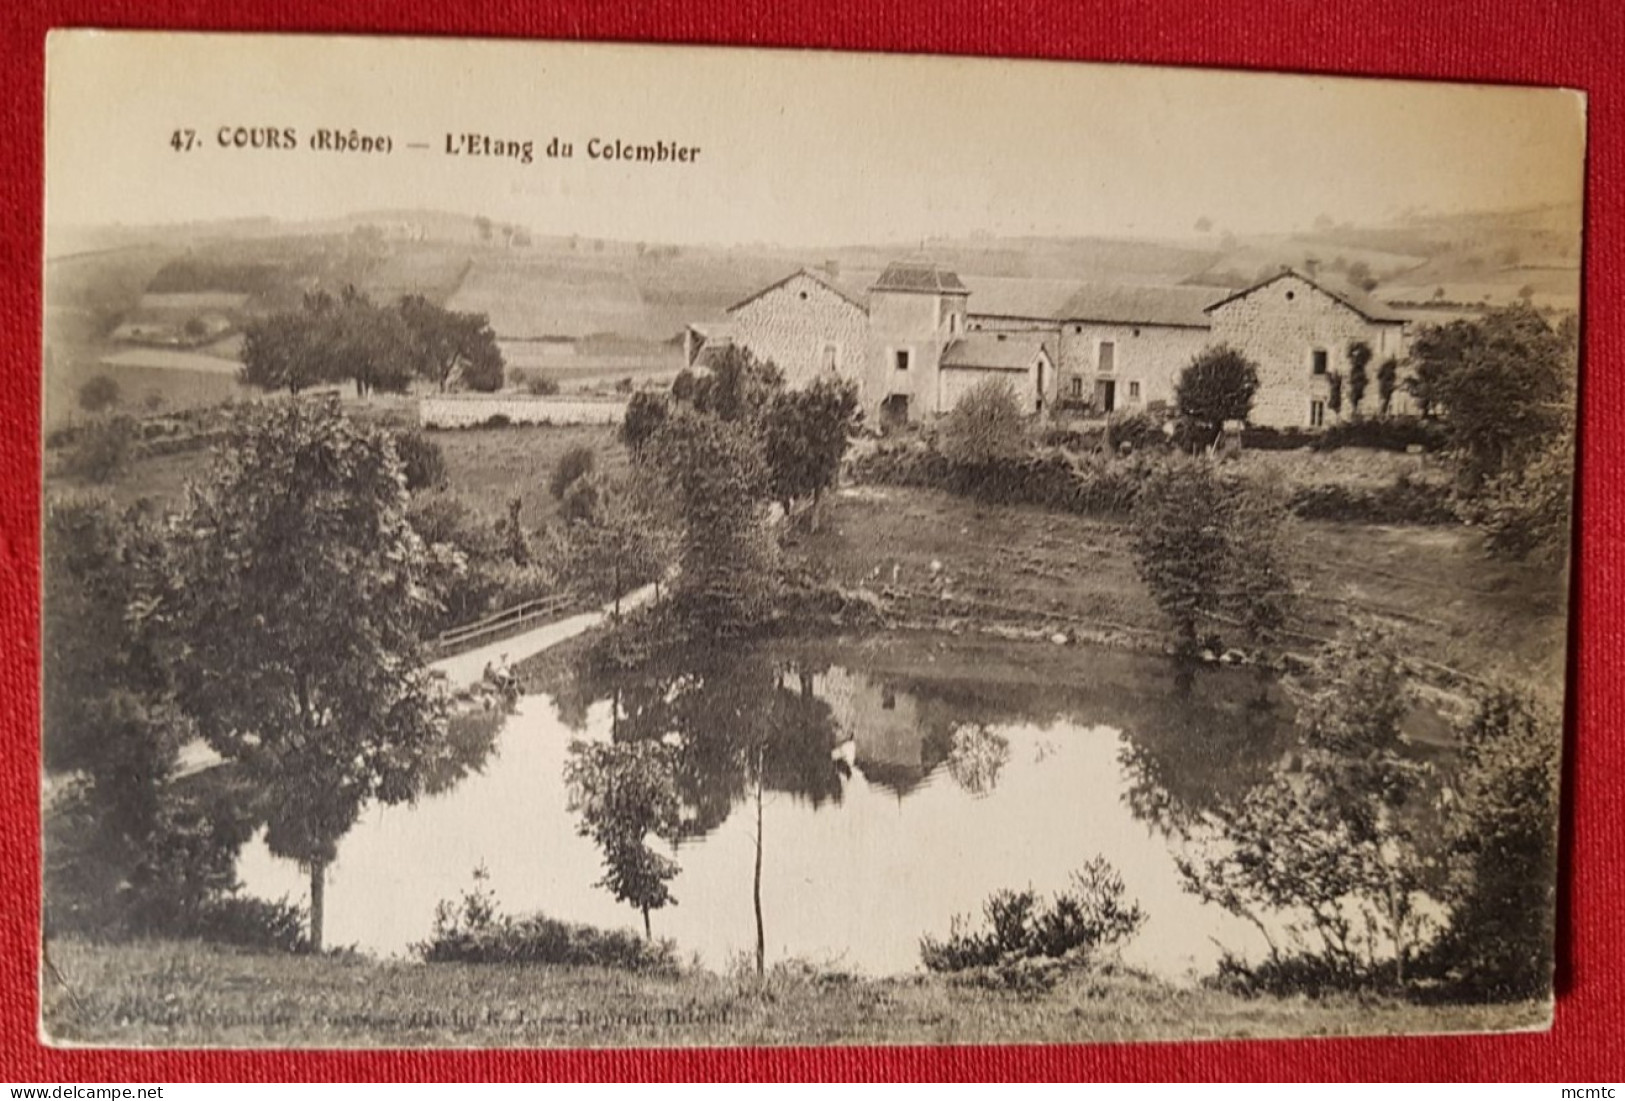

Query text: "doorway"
[1094, 379, 1116, 414]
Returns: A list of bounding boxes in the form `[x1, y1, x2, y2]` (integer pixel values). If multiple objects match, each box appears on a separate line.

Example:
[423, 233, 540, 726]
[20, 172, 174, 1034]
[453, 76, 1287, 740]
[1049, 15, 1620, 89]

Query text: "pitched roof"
[962, 276, 1217, 328]
[940, 333, 1052, 371]
[871, 260, 968, 295]
[726, 267, 869, 314]
[1203, 270, 1408, 324]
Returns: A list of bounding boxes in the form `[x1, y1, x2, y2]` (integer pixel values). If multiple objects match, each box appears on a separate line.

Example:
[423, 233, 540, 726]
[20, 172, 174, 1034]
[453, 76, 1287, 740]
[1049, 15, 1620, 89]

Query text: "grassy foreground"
[41, 940, 1546, 1049]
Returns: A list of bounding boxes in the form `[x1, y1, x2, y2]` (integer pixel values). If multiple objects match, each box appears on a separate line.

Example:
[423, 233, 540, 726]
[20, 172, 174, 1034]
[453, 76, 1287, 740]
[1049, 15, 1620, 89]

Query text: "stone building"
[685, 261, 1412, 429]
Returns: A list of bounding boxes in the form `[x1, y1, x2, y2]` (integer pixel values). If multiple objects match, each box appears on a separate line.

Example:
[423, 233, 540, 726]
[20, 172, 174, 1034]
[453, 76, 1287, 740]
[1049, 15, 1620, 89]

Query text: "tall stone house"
[685, 261, 1412, 429]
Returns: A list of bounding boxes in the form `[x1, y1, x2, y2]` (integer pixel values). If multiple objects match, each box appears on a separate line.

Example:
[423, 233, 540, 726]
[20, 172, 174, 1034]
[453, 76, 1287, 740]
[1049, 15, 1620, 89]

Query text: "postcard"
[40, 30, 1583, 1047]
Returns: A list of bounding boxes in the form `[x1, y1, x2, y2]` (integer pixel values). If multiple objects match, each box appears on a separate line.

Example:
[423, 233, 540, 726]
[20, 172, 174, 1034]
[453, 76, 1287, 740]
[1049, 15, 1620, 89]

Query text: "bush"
[940, 378, 1028, 467]
[920, 858, 1145, 974]
[416, 868, 677, 972]
[482, 413, 512, 429]
[549, 444, 597, 500]
[526, 376, 561, 396]
[1313, 418, 1449, 453]
[1108, 412, 1173, 454]
[392, 428, 447, 492]
[78, 375, 121, 414]
[65, 416, 134, 482]
[1287, 473, 1456, 524]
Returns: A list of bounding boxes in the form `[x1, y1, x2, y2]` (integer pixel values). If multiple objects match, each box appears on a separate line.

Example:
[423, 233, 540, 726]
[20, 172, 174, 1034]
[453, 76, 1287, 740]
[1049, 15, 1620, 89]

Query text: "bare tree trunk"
[309, 860, 326, 954]
[753, 758, 765, 978]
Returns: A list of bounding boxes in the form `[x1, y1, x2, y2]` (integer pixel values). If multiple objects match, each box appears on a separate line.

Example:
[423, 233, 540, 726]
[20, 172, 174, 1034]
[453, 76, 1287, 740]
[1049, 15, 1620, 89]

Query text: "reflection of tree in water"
[420, 702, 508, 798]
[944, 723, 1011, 797]
[1115, 661, 1290, 838]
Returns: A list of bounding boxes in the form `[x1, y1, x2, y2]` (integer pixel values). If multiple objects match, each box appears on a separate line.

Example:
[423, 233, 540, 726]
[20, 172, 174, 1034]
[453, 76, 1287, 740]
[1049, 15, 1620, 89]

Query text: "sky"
[45, 32, 1587, 248]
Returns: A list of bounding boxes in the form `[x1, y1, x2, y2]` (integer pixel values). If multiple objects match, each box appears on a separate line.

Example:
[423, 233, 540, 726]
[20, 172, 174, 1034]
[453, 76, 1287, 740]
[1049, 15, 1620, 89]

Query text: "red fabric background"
[3, 0, 1620, 1081]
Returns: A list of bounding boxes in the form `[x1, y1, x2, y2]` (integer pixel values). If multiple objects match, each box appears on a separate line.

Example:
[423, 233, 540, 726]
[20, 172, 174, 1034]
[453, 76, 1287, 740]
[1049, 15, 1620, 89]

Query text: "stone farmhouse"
[684, 260, 1415, 429]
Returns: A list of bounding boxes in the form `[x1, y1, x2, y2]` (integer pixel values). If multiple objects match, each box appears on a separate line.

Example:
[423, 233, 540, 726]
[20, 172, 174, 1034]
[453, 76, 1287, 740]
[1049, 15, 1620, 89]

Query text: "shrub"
[919, 858, 1145, 974]
[1313, 417, 1449, 453]
[65, 416, 134, 483]
[482, 413, 512, 429]
[416, 867, 677, 972]
[526, 376, 561, 396]
[78, 375, 121, 414]
[1287, 474, 1456, 525]
[1175, 345, 1260, 449]
[549, 444, 597, 500]
[1460, 432, 1574, 564]
[392, 428, 447, 492]
[940, 378, 1028, 468]
[1427, 687, 1562, 1001]
[1108, 412, 1172, 454]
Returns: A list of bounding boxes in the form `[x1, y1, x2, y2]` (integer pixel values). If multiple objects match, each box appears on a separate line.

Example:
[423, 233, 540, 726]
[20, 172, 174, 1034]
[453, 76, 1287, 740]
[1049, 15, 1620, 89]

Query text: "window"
[1310, 399, 1326, 428]
[1311, 349, 1329, 375]
[821, 342, 839, 373]
[1127, 380, 1141, 401]
[949, 312, 961, 334]
[895, 348, 912, 372]
[1070, 377, 1083, 398]
[1098, 341, 1116, 373]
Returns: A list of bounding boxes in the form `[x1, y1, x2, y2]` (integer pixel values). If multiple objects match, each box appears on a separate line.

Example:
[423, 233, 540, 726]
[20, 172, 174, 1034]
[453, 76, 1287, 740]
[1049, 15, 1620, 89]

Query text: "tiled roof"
[940, 333, 1051, 371]
[1203, 270, 1408, 324]
[871, 260, 968, 295]
[963, 277, 1218, 328]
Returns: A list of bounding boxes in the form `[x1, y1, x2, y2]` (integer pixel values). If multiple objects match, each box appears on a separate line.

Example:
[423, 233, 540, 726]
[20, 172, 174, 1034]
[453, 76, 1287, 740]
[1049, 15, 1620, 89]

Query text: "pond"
[237, 633, 1303, 980]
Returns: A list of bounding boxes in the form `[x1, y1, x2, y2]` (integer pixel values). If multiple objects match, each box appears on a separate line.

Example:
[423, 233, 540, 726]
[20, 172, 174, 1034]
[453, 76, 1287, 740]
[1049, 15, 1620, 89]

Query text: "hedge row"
[850, 443, 1459, 526]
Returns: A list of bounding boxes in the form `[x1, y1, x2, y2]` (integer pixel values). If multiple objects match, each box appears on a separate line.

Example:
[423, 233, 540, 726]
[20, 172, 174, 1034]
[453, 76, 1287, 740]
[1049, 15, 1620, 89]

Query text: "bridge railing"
[432, 592, 579, 652]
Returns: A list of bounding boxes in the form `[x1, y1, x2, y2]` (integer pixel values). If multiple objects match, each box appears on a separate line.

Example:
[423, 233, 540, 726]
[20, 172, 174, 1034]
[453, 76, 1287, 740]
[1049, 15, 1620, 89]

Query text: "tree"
[1129, 461, 1231, 657]
[1461, 429, 1575, 565]
[397, 295, 505, 392]
[171, 398, 451, 951]
[1408, 305, 1575, 491]
[565, 739, 683, 938]
[648, 411, 778, 637]
[760, 377, 860, 528]
[1376, 357, 1400, 418]
[391, 428, 446, 492]
[1174, 345, 1259, 450]
[241, 288, 416, 397]
[1431, 686, 1561, 1000]
[1326, 371, 1344, 418]
[1177, 623, 1442, 991]
[1130, 460, 1295, 660]
[559, 476, 669, 620]
[77, 375, 121, 414]
[683, 345, 783, 424]
[621, 391, 669, 456]
[940, 377, 1028, 467]
[1347, 341, 1373, 418]
[549, 444, 597, 501]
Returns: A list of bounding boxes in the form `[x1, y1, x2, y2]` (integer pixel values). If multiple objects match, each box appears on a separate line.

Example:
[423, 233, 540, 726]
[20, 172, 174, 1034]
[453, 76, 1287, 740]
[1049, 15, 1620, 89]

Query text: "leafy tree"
[1175, 345, 1259, 450]
[621, 390, 669, 456]
[1178, 623, 1442, 991]
[1431, 686, 1562, 1000]
[647, 411, 777, 637]
[241, 288, 415, 398]
[684, 345, 783, 424]
[559, 477, 670, 620]
[1408, 305, 1575, 491]
[1326, 371, 1344, 418]
[549, 444, 597, 500]
[565, 740, 684, 938]
[526, 376, 561, 397]
[1376, 357, 1400, 418]
[940, 377, 1028, 467]
[170, 398, 452, 951]
[1129, 459, 1298, 659]
[397, 295, 505, 392]
[78, 375, 121, 414]
[1347, 341, 1373, 417]
[1461, 430, 1575, 565]
[760, 377, 860, 528]
[391, 428, 447, 492]
[65, 417, 134, 483]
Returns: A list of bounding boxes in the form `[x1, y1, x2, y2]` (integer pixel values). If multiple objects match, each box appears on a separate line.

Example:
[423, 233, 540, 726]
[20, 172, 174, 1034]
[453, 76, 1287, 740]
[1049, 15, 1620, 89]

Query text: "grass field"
[801, 484, 1567, 690]
[41, 938, 1545, 1048]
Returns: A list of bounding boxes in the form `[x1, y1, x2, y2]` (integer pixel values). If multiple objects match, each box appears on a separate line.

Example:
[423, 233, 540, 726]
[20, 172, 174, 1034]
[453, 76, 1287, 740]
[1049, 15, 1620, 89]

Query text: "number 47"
[170, 129, 196, 151]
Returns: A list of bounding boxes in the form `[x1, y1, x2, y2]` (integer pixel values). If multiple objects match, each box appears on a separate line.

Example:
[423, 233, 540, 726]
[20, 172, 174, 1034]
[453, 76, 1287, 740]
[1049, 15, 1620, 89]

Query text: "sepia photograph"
[40, 31, 1583, 1048]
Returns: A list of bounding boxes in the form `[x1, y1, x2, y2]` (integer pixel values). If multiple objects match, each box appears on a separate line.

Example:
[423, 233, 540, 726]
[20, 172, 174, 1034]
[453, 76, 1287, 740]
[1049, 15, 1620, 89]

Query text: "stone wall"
[418, 394, 629, 428]
[730, 273, 869, 391]
[1208, 274, 1408, 428]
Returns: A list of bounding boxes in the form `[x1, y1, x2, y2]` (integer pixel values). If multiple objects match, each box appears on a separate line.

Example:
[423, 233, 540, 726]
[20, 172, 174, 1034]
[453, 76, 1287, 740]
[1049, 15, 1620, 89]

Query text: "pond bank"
[41, 938, 1547, 1048]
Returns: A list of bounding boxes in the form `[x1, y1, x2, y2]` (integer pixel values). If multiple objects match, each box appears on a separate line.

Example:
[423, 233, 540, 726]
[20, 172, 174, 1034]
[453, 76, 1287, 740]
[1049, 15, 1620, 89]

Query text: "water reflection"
[235, 636, 1304, 976]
